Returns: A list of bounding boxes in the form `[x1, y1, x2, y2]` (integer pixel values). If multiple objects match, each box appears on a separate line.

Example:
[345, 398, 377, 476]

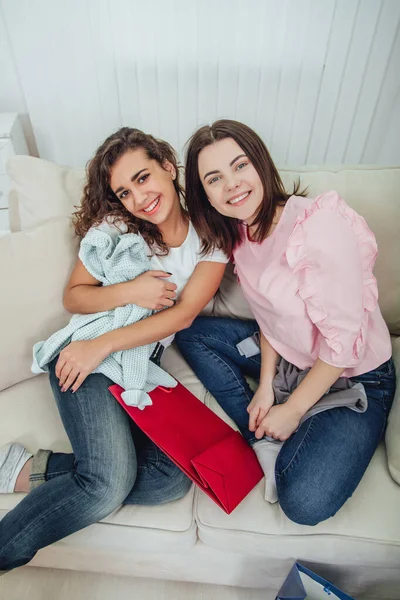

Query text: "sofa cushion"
[0, 373, 71, 455]
[0, 371, 197, 553]
[8, 189, 21, 232]
[0, 217, 78, 391]
[160, 343, 209, 400]
[213, 261, 254, 321]
[195, 440, 400, 568]
[7, 155, 85, 232]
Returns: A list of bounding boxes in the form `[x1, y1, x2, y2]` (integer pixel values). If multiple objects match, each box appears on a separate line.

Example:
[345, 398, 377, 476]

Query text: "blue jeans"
[0, 357, 191, 570]
[175, 316, 396, 526]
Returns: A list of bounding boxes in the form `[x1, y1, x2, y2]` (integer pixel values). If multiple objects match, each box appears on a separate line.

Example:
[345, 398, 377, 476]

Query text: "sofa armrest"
[386, 336, 400, 485]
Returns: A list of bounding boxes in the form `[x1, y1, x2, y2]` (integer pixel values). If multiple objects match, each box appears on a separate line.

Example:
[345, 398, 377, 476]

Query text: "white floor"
[0, 568, 268, 600]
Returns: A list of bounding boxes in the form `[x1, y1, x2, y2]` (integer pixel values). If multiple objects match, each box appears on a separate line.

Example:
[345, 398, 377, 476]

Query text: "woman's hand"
[56, 339, 111, 393]
[255, 402, 302, 441]
[127, 271, 177, 310]
[64, 260, 178, 314]
[247, 384, 275, 432]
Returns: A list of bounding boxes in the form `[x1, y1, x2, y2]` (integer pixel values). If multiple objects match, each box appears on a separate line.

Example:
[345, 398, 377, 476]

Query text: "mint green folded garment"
[32, 221, 176, 408]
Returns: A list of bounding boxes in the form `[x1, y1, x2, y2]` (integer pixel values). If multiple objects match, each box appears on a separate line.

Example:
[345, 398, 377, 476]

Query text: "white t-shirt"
[146, 221, 228, 346]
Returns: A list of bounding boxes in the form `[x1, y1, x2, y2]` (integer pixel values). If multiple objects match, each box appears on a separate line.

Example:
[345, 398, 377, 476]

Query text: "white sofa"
[1, 158, 400, 599]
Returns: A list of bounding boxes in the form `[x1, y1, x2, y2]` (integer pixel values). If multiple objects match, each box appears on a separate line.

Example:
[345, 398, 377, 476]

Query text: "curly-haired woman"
[0, 128, 227, 572]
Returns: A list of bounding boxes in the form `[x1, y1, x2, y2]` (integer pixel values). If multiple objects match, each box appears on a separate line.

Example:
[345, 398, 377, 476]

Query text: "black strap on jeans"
[150, 342, 164, 366]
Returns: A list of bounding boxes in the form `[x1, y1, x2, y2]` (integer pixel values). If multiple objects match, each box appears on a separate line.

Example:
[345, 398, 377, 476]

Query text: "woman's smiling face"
[198, 137, 264, 225]
[110, 148, 178, 225]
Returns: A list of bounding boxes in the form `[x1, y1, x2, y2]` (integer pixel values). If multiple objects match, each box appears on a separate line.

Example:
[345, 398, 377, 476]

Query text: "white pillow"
[0, 217, 79, 391]
[7, 155, 85, 232]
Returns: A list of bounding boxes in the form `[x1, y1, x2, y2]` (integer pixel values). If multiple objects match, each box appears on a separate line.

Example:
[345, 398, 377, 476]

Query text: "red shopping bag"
[109, 382, 263, 514]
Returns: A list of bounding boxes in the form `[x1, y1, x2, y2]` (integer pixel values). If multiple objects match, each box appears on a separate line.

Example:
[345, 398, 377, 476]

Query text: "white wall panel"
[0, 2, 37, 154]
[176, 2, 199, 150]
[196, 0, 220, 126]
[0, 0, 399, 167]
[268, 0, 311, 164]
[325, 0, 383, 163]
[362, 10, 400, 163]
[0, 4, 25, 113]
[285, 0, 336, 165]
[254, 0, 289, 148]
[306, 0, 360, 164]
[86, 0, 122, 142]
[154, 0, 180, 150]
[344, 0, 400, 163]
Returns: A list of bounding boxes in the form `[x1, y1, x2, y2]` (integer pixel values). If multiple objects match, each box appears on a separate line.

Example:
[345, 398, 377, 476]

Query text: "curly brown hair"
[73, 127, 184, 255]
[185, 119, 306, 257]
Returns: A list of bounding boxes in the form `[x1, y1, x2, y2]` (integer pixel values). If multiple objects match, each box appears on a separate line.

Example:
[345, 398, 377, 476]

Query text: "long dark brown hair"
[73, 127, 184, 254]
[185, 119, 306, 257]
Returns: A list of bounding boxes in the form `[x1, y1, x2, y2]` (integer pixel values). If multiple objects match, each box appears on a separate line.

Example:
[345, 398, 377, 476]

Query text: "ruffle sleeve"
[286, 191, 378, 368]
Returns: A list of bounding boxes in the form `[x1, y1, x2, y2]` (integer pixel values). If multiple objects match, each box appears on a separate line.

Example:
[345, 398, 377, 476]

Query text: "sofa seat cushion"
[44, 485, 197, 555]
[160, 343, 209, 401]
[0, 374, 197, 552]
[0, 374, 71, 457]
[196, 444, 400, 565]
[196, 391, 400, 566]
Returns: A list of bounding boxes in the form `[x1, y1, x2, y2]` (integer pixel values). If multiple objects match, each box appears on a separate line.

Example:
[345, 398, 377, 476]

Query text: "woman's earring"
[172, 173, 176, 180]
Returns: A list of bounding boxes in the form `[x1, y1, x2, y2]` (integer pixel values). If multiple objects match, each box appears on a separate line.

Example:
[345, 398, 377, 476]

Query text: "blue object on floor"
[276, 562, 355, 600]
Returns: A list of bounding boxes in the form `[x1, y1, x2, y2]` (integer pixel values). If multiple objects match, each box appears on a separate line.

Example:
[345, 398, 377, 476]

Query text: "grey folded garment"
[274, 357, 367, 421]
[263, 358, 368, 443]
[236, 335, 368, 437]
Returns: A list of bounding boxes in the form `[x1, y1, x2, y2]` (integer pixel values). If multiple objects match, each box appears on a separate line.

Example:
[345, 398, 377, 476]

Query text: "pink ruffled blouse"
[233, 191, 391, 377]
